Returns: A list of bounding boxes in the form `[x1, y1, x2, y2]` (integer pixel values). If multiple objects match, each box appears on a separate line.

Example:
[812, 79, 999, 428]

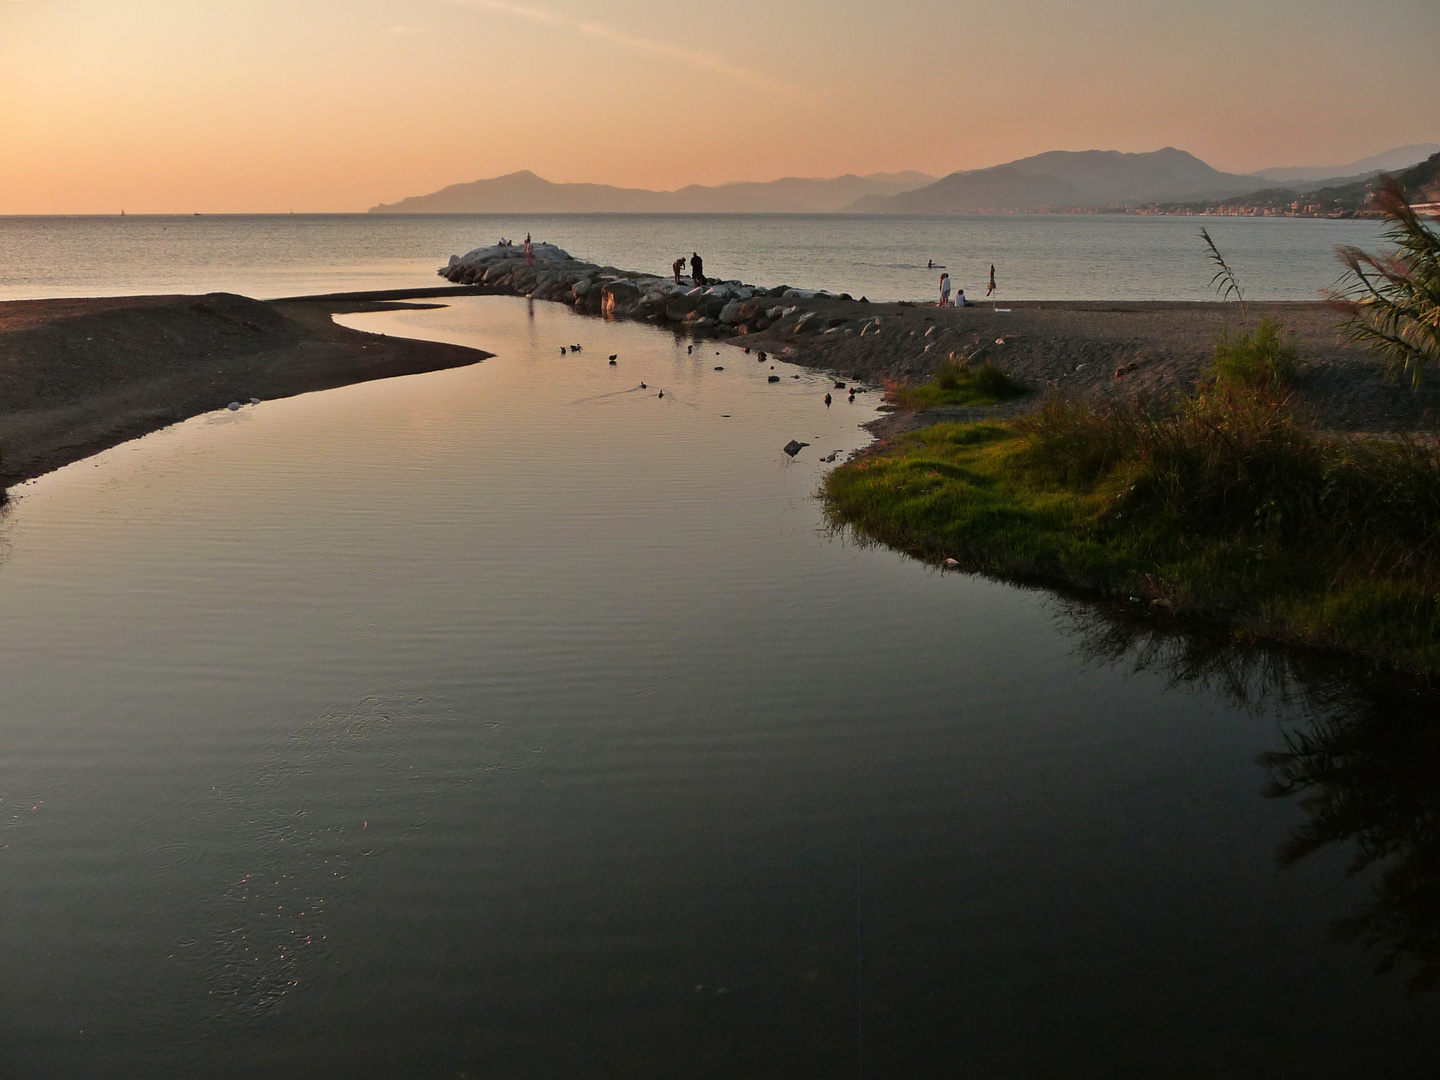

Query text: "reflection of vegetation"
[1058, 599, 1440, 994]
[1264, 696, 1440, 996]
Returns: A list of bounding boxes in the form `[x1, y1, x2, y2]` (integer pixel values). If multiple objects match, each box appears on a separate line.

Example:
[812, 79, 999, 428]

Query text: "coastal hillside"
[847, 148, 1262, 213]
[1145, 150, 1440, 217]
[368, 170, 936, 214]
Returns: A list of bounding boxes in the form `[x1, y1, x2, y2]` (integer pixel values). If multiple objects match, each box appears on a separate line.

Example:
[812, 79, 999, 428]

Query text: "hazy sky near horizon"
[2, 0, 1437, 213]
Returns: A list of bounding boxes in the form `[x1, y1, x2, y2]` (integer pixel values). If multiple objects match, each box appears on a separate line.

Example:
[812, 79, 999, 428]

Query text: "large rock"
[720, 300, 763, 326]
[665, 296, 697, 322]
[601, 281, 641, 317]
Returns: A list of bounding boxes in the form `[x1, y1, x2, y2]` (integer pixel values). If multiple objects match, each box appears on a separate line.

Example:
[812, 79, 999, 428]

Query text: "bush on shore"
[823, 323, 1440, 673]
[884, 358, 1027, 410]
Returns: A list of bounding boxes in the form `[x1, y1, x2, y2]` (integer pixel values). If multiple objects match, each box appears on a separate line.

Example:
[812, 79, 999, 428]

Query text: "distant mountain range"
[1254, 144, 1440, 184]
[848, 148, 1263, 213]
[369, 144, 1439, 216]
[367, 170, 937, 214]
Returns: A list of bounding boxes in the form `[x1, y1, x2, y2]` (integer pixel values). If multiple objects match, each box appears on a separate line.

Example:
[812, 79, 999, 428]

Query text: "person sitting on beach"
[673, 256, 686, 285]
[955, 288, 973, 308]
[939, 273, 951, 307]
[691, 252, 706, 288]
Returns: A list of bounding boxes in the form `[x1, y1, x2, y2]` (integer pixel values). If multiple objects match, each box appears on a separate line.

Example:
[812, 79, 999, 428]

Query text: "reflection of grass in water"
[884, 359, 1027, 410]
[1056, 599, 1440, 996]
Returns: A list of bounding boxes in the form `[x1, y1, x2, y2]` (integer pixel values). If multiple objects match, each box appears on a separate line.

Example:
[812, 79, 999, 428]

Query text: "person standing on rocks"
[939, 272, 951, 307]
[524, 233, 533, 268]
[691, 252, 706, 288]
[673, 256, 686, 285]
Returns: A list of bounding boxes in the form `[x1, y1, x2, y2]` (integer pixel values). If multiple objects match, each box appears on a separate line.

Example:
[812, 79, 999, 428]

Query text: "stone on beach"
[782, 440, 809, 457]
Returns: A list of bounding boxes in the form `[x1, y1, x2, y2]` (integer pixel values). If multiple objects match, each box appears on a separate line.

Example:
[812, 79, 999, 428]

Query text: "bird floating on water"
[608, 354, 617, 361]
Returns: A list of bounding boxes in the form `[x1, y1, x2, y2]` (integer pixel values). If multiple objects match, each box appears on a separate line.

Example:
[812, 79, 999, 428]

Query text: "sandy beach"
[0, 290, 491, 487]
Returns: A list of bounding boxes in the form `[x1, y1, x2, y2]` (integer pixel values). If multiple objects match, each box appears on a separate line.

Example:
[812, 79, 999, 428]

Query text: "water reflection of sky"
[0, 297, 1434, 1077]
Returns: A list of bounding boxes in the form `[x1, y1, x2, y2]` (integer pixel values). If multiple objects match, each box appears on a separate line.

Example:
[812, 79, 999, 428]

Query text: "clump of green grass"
[823, 366, 1440, 673]
[884, 358, 1027, 411]
[1211, 318, 1301, 391]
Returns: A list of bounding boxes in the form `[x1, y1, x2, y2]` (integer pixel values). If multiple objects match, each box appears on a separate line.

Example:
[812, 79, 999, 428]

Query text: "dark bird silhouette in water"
[571, 344, 582, 352]
[609, 359, 617, 366]
[743, 347, 750, 354]
[559, 347, 565, 356]
[687, 345, 693, 355]
[640, 382, 647, 389]
[825, 393, 832, 406]
[658, 390, 664, 398]
[758, 352, 768, 362]
[848, 392, 855, 402]
[834, 381, 847, 389]
[608, 354, 617, 361]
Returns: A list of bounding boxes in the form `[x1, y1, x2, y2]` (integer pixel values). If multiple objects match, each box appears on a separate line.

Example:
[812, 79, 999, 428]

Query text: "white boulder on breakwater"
[439, 241, 853, 335]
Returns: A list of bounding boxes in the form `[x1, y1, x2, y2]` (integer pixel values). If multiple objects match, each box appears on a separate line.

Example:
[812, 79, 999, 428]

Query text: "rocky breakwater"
[440, 241, 853, 336]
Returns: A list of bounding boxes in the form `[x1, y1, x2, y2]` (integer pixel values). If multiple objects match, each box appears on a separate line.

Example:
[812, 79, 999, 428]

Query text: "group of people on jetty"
[671, 252, 707, 287]
[936, 262, 998, 308]
[493, 233, 537, 267]
[486, 237, 991, 311]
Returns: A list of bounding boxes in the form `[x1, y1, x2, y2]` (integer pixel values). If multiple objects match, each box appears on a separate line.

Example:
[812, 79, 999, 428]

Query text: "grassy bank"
[883, 357, 1027, 410]
[823, 324, 1440, 674]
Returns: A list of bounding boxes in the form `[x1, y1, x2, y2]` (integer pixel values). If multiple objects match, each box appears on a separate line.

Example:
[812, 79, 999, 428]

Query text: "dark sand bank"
[0, 291, 491, 486]
[739, 299, 1440, 438]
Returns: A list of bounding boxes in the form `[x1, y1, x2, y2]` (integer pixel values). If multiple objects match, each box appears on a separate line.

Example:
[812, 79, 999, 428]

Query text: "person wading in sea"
[691, 252, 706, 288]
[673, 256, 686, 285]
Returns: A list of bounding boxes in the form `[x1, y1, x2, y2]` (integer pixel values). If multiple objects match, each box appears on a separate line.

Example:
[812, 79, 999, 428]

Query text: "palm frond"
[1201, 227, 1246, 321]
[1327, 176, 1440, 387]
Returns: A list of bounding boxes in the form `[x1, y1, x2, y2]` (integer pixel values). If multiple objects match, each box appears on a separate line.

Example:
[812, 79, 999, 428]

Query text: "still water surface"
[0, 298, 1436, 1077]
[0, 212, 1385, 303]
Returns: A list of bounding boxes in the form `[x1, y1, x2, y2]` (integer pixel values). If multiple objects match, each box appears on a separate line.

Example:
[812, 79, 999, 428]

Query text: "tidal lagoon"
[0, 297, 1435, 1077]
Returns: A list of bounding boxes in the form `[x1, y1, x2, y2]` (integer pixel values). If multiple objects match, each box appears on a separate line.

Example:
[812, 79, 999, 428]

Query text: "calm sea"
[0, 297, 1435, 1077]
[0, 212, 1387, 303]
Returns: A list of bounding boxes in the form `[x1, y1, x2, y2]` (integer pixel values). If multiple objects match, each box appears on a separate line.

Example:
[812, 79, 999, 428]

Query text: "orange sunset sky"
[2, 0, 1437, 214]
